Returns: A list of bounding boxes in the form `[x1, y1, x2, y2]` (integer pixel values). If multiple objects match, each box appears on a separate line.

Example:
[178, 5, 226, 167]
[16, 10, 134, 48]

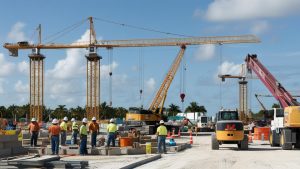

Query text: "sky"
[0, 0, 300, 116]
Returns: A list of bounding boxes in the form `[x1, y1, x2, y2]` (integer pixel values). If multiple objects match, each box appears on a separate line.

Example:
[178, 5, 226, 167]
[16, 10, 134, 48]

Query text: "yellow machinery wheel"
[280, 131, 292, 150]
[269, 132, 273, 146]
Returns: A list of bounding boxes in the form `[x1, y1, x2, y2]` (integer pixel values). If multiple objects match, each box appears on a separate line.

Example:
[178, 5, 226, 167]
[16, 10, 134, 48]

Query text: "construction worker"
[28, 118, 40, 147]
[60, 116, 68, 146]
[156, 120, 167, 154]
[106, 118, 117, 147]
[48, 119, 60, 155]
[71, 118, 79, 145]
[80, 118, 88, 155]
[89, 117, 99, 148]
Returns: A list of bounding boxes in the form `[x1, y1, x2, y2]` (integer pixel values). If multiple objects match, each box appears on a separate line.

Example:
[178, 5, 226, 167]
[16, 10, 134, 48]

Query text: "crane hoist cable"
[180, 54, 186, 112]
[139, 48, 145, 108]
[94, 17, 193, 38]
[108, 47, 113, 107]
[219, 43, 223, 109]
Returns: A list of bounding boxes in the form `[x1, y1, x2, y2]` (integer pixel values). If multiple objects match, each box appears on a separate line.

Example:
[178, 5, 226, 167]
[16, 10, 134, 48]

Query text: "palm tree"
[52, 105, 68, 120]
[185, 102, 207, 120]
[0, 106, 7, 118]
[167, 104, 181, 116]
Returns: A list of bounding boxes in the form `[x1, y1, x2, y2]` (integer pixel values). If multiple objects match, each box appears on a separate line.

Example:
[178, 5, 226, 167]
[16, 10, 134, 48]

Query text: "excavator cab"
[211, 109, 248, 150]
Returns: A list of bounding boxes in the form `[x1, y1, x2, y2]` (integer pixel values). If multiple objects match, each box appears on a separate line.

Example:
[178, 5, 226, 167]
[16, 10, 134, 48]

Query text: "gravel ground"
[137, 135, 300, 169]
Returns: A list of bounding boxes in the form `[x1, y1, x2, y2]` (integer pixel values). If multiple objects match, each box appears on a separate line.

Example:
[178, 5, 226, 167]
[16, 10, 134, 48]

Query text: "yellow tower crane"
[3, 17, 260, 122]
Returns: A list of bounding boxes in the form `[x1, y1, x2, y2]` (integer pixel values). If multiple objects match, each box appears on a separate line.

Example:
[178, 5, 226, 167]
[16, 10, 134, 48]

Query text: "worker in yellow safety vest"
[106, 118, 117, 147]
[60, 116, 68, 146]
[71, 118, 79, 145]
[80, 118, 88, 155]
[156, 120, 167, 154]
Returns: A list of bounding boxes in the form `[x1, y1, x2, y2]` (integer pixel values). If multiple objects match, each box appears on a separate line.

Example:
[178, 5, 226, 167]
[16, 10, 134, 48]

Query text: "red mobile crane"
[246, 54, 300, 149]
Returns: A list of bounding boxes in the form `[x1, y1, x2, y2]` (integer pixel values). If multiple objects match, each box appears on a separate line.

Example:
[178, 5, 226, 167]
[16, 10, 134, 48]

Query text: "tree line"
[0, 101, 208, 121]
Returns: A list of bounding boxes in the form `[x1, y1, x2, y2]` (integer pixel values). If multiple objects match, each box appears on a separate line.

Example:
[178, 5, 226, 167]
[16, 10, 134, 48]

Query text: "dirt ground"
[137, 134, 300, 169]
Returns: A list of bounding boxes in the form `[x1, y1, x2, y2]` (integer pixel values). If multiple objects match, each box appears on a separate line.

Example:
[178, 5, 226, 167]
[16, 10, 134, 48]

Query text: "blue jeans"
[71, 131, 78, 145]
[80, 135, 88, 155]
[91, 132, 97, 147]
[30, 131, 38, 146]
[107, 133, 115, 147]
[60, 131, 66, 145]
[51, 135, 59, 155]
[157, 136, 166, 153]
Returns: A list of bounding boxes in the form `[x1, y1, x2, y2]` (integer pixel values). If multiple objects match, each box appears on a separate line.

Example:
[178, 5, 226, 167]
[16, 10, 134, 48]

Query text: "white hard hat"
[31, 118, 36, 122]
[63, 116, 68, 121]
[92, 117, 97, 121]
[52, 118, 58, 124]
[110, 118, 115, 123]
[71, 118, 75, 122]
[82, 118, 88, 123]
[159, 120, 165, 124]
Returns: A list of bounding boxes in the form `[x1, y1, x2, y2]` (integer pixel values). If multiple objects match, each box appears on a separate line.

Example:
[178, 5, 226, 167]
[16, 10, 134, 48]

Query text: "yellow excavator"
[126, 45, 186, 130]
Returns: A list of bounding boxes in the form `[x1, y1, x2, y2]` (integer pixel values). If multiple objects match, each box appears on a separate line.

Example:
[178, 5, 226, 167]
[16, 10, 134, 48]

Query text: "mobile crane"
[125, 45, 186, 129]
[246, 54, 300, 150]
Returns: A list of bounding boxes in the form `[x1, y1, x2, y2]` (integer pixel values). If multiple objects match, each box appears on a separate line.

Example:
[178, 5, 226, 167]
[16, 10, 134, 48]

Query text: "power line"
[94, 17, 194, 38]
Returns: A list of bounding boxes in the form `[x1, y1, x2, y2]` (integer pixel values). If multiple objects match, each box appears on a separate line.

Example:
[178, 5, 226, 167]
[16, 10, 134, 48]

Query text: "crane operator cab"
[211, 109, 248, 150]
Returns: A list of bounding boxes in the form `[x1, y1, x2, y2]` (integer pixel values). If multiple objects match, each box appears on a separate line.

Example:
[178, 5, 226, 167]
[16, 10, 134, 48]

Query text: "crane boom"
[245, 54, 300, 108]
[3, 35, 259, 56]
[148, 45, 186, 113]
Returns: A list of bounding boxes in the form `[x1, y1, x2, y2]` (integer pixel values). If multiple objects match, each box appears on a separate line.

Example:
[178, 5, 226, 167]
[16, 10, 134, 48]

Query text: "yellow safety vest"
[107, 123, 117, 133]
[72, 122, 78, 130]
[157, 125, 167, 136]
[60, 121, 67, 131]
[80, 125, 88, 135]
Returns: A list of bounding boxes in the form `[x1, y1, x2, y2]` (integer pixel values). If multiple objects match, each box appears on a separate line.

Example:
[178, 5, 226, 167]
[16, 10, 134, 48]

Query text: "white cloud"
[14, 80, 29, 93]
[146, 77, 156, 93]
[217, 61, 242, 75]
[47, 30, 89, 79]
[251, 20, 270, 34]
[194, 44, 216, 61]
[101, 61, 118, 79]
[8, 22, 27, 42]
[203, 0, 300, 22]
[18, 61, 29, 74]
[0, 53, 15, 76]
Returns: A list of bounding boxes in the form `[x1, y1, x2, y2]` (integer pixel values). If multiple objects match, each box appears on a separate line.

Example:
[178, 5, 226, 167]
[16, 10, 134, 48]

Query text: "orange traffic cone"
[167, 131, 171, 138]
[189, 131, 193, 144]
[178, 129, 181, 138]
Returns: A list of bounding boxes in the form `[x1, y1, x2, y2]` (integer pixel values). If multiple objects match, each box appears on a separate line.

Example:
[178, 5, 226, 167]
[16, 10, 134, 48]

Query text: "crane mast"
[245, 54, 300, 108]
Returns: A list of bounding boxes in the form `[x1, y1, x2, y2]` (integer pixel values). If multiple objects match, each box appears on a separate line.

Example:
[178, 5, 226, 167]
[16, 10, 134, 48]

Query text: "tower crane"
[3, 17, 260, 122]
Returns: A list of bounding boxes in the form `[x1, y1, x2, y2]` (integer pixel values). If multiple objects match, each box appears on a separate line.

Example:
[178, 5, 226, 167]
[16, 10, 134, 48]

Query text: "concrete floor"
[136, 135, 300, 169]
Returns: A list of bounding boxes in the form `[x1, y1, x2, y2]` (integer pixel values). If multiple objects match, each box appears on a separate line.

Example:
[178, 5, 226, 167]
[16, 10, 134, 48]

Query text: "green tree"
[0, 106, 7, 118]
[52, 105, 68, 120]
[167, 104, 181, 116]
[185, 102, 207, 120]
[272, 103, 280, 108]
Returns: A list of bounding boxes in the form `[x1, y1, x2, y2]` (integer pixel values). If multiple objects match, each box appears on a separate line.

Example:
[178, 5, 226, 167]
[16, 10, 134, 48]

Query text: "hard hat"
[159, 120, 165, 124]
[82, 118, 88, 123]
[63, 117, 68, 121]
[31, 118, 36, 122]
[110, 118, 115, 123]
[71, 118, 75, 122]
[92, 117, 97, 121]
[52, 118, 58, 124]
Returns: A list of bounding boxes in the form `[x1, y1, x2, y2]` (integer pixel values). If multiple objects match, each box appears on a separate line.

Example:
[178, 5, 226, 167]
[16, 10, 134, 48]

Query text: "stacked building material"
[0, 134, 27, 157]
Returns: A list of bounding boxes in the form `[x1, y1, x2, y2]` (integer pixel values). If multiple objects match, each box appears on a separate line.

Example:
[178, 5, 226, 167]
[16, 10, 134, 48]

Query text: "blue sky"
[0, 0, 300, 116]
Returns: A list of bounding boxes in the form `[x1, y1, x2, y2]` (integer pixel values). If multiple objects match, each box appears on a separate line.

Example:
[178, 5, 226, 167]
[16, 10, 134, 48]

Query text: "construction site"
[1, 1, 300, 169]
